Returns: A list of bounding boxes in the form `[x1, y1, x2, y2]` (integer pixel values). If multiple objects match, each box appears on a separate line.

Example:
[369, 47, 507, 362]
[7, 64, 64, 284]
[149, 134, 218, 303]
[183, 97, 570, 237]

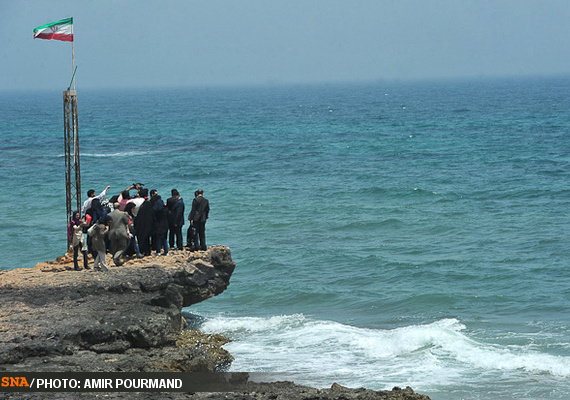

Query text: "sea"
[1, 77, 569, 399]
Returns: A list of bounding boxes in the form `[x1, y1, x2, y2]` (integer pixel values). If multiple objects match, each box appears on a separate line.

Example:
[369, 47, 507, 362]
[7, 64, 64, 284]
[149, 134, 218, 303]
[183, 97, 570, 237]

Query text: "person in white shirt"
[81, 185, 111, 215]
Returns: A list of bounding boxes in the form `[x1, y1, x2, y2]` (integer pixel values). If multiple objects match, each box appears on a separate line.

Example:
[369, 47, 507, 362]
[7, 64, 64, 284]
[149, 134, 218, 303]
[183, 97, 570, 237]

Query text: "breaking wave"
[196, 314, 570, 392]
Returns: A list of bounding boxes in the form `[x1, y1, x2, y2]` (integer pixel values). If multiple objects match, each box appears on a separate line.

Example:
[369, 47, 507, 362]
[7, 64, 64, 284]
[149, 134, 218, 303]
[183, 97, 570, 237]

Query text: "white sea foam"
[56, 150, 159, 158]
[199, 314, 570, 391]
[81, 151, 156, 157]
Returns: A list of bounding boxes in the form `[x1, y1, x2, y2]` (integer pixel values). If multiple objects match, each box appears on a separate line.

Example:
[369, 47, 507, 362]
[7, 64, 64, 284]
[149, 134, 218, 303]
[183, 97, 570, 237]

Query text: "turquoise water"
[1, 78, 570, 399]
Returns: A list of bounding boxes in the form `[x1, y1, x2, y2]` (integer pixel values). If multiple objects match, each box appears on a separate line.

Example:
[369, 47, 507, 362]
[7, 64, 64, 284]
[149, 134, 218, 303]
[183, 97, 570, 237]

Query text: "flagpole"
[71, 20, 75, 90]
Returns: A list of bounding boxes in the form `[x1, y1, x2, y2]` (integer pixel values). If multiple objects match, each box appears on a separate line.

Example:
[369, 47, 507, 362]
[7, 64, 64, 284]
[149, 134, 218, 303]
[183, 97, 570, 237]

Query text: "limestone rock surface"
[0, 246, 235, 372]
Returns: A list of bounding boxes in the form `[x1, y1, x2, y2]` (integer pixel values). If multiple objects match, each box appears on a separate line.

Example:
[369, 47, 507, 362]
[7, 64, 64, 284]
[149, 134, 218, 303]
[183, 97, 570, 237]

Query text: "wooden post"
[63, 89, 81, 247]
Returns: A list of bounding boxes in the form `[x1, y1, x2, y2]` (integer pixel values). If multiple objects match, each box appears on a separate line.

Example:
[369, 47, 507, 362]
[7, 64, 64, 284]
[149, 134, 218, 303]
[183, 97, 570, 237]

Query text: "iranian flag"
[33, 17, 73, 42]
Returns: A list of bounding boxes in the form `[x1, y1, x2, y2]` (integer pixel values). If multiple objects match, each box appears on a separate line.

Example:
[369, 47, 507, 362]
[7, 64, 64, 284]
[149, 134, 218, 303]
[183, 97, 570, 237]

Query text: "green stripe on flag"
[33, 17, 73, 33]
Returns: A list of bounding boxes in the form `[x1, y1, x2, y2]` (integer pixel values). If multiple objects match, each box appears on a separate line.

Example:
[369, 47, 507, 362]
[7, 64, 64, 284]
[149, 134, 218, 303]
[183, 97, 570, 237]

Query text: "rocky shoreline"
[0, 246, 430, 399]
[0, 246, 235, 373]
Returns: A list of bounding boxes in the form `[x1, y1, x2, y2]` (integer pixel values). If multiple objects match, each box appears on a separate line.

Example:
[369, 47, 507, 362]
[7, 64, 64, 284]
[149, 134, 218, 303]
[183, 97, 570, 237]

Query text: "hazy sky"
[1, 0, 570, 91]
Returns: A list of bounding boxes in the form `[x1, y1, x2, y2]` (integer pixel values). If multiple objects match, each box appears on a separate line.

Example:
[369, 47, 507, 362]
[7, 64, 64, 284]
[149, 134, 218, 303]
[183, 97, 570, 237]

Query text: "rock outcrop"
[0, 246, 431, 399]
[0, 246, 236, 372]
[190, 382, 431, 400]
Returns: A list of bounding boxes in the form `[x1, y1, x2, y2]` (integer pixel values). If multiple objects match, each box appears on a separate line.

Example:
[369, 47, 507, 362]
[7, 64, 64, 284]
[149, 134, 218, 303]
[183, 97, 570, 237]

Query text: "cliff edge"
[0, 247, 431, 399]
[0, 246, 235, 372]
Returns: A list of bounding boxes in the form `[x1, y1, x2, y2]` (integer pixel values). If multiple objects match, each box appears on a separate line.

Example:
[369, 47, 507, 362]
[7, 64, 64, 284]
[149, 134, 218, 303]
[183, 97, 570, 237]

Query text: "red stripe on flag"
[34, 32, 73, 42]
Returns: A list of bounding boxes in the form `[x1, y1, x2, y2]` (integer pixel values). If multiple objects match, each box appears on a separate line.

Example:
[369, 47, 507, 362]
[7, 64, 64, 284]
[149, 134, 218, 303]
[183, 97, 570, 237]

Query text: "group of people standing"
[67, 183, 210, 271]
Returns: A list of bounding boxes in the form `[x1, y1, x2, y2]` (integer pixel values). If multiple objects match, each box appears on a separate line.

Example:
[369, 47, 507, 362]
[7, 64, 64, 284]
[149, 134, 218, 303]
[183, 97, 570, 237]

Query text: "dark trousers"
[87, 236, 97, 260]
[154, 232, 169, 254]
[186, 224, 196, 249]
[169, 225, 183, 250]
[137, 232, 152, 256]
[194, 221, 207, 250]
[73, 244, 88, 270]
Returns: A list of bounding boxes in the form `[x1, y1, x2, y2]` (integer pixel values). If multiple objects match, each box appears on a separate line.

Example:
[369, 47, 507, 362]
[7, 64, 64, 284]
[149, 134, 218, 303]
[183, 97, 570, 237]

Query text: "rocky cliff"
[0, 246, 431, 400]
[0, 246, 236, 372]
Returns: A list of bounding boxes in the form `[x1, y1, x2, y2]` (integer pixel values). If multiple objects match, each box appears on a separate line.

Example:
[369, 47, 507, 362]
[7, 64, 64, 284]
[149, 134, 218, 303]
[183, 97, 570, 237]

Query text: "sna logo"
[1, 377, 30, 387]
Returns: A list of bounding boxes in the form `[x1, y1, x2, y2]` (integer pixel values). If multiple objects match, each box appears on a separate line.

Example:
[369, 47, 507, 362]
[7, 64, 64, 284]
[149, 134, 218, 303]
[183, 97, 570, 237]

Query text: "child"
[91, 215, 110, 271]
[68, 211, 89, 271]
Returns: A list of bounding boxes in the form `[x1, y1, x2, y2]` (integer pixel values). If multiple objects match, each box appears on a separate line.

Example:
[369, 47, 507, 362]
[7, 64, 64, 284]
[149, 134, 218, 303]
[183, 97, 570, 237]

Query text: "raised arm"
[96, 185, 111, 199]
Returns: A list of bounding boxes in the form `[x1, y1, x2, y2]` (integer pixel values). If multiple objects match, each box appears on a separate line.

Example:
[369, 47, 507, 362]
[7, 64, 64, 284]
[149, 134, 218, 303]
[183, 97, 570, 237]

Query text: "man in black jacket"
[189, 189, 209, 251]
[167, 189, 185, 251]
[150, 189, 169, 256]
